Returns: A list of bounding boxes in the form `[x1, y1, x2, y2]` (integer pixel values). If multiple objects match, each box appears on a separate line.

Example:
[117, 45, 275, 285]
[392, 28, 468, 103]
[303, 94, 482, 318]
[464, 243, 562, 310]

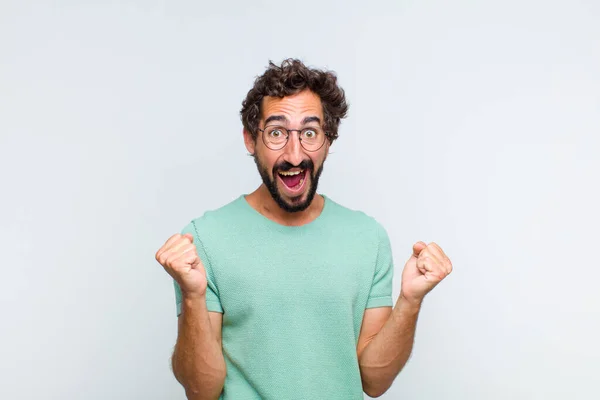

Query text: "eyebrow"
[264, 115, 287, 125]
[302, 116, 321, 125]
[264, 115, 322, 125]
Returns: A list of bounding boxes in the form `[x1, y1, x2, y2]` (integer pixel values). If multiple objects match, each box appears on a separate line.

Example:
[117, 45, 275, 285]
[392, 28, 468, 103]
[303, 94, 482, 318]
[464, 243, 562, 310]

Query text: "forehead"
[261, 90, 323, 122]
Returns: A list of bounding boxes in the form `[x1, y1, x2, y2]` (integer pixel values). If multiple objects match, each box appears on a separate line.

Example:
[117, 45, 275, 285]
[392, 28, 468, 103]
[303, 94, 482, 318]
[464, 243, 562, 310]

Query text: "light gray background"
[1, 1, 599, 399]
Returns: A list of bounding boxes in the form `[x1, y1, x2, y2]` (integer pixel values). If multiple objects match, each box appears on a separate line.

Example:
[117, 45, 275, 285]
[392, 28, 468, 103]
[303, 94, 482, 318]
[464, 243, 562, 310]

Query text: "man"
[155, 59, 453, 400]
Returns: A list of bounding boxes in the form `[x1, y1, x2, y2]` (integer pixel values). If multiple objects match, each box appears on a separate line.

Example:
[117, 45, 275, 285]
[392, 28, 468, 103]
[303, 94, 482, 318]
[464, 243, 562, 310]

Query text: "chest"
[210, 231, 377, 322]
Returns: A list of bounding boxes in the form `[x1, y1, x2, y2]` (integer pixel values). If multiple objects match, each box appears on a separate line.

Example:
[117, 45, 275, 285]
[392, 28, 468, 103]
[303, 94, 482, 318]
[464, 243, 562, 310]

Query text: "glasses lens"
[262, 126, 327, 151]
[263, 126, 288, 149]
[300, 127, 325, 151]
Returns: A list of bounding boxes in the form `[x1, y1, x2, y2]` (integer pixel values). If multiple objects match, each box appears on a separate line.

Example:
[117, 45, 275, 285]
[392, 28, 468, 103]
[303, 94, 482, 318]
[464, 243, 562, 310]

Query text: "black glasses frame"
[257, 126, 331, 152]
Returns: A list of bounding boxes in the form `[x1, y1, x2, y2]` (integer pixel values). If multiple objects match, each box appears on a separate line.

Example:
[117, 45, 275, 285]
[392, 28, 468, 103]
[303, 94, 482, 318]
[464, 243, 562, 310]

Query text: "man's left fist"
[400, 241, 452, 306]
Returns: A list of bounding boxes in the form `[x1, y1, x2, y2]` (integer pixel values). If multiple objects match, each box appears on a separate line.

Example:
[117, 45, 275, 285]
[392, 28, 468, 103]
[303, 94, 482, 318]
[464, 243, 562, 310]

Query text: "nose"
[282, 131, 305, 166]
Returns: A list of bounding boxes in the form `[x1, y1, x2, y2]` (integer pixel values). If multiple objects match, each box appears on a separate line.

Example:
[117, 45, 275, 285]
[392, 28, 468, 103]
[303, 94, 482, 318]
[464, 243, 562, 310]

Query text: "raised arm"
[173, 297, 225, 400]
[156, 233, 226, 400]
[357, 241, 453, 397]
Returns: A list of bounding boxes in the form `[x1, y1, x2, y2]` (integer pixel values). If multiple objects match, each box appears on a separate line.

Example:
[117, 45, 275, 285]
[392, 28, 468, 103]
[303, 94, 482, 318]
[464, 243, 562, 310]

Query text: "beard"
[253, 155, 324, 213]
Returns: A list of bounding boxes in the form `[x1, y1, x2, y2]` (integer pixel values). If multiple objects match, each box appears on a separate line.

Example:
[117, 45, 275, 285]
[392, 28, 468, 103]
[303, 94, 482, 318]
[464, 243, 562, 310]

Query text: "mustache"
[274, 159, 313, 172]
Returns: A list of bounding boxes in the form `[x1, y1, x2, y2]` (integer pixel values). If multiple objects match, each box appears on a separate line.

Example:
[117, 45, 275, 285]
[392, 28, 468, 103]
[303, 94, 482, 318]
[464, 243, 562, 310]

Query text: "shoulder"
[323, 195, 389, 238]
[181, 195, 246, 237]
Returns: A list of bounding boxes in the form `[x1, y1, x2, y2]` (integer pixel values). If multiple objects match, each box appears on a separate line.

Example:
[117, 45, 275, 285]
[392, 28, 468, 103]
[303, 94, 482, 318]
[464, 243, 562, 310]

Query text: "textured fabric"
[173, 194, 394, 400]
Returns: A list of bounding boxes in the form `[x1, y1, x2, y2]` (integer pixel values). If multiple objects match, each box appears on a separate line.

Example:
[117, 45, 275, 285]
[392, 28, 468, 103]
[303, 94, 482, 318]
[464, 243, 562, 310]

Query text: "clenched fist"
[155, 233, 208, 298]
[400, 241, 452, 306]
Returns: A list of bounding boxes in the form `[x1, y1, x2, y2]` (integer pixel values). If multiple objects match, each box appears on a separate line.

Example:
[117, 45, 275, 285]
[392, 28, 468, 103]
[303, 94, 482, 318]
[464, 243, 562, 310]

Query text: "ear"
[243, 128, 256, 155]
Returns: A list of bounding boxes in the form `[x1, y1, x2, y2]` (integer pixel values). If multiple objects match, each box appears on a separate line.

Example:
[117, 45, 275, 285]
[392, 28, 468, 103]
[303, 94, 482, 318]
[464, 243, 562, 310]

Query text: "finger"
[155, 234, 183, 260]
[419, 245, 443, 266]
[418, 252, 445, 277]
[417, 256, 434, 272]
[167, 236, 194, 254]
[428, 242, 450, 263]
[418, 243, 445, 268]
[412, 241, 427, 258]
[420, 258, 446, 281]
[427, 242, 452, 273]
[157, 240, 194, 266]
[171, 244, 199, 266]
[165, 244, 195, 266]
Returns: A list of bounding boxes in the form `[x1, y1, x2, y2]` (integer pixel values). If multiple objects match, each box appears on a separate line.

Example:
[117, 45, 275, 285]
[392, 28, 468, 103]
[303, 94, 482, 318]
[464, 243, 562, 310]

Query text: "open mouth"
[277, 168, 308, 192]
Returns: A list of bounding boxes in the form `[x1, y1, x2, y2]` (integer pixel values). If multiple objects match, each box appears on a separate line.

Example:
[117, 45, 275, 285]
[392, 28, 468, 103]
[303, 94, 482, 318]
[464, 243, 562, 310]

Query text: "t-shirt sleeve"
[174, 220, 223, 316]
[366, 223, 394, 309]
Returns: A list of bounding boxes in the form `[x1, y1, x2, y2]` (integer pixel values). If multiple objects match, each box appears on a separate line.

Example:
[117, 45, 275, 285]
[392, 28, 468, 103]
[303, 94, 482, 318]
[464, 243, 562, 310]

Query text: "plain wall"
[1, 0, 599, 399]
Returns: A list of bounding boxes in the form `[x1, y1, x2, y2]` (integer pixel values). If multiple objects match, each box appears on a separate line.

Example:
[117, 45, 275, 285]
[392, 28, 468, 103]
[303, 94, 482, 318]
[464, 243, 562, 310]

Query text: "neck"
[245, 184, 325, 226]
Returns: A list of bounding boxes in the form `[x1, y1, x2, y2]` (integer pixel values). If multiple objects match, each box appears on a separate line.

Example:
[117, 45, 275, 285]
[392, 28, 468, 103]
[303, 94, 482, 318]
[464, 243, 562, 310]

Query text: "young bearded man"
[155, 58, 453, 400]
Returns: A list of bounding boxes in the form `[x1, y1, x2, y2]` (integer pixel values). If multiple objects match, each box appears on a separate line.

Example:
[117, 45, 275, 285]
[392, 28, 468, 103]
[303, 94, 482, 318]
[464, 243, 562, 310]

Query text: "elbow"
[364, 387, 386, 398]
[185, 370, 226, 400]
[172, 361, 226, 400]
[183, 376, 226, 400]
[362, 375, 393, 399]
[184, 385, 225, 400]
[362, 381, 389, 398]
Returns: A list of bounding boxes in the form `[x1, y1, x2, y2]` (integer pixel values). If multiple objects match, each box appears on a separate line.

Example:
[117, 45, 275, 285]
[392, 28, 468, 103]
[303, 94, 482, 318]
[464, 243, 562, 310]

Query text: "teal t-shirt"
[174, 194, 394, 400]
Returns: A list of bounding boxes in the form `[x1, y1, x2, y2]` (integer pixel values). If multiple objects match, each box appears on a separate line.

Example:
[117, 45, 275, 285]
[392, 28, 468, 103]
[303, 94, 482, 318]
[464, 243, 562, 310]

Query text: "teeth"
[279, 169, 303, 176]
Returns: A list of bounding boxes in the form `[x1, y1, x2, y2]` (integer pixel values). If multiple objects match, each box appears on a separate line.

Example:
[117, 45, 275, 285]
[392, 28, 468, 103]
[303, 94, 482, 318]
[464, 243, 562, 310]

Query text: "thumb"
[183, 233, 194, 242]
[412, 241, 427, 258]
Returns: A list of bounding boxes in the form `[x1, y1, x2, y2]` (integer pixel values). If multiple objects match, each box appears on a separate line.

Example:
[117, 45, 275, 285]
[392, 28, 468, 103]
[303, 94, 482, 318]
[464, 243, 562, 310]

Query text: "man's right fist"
[155, 233, 208, 297]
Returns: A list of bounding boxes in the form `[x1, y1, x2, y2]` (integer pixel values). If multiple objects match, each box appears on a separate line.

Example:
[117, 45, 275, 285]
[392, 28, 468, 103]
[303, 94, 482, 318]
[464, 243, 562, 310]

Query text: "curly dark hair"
[240, 58, 349, 143]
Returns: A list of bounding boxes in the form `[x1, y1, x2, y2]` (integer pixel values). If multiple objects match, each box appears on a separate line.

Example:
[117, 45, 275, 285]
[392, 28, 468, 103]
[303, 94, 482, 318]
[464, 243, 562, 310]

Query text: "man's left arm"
[357, 241, 453, 398]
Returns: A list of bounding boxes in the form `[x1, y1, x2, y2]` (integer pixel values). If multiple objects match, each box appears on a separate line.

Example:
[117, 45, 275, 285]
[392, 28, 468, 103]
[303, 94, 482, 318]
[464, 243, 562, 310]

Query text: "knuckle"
[166, 255, 175, 266]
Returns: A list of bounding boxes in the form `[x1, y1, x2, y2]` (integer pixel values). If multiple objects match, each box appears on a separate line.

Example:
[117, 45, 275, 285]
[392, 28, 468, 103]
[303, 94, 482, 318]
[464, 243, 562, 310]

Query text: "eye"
[303, 129, 317, 139]
[268, 128, 283, 137]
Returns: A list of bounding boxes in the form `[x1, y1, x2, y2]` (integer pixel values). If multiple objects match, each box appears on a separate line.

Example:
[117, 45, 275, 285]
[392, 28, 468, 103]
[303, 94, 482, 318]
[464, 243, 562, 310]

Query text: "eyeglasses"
[257, 125, 330, 152]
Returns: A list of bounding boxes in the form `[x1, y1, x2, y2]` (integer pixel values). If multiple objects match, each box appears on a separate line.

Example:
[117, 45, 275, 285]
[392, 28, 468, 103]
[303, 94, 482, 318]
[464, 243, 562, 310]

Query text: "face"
[244, 90, 330, 213]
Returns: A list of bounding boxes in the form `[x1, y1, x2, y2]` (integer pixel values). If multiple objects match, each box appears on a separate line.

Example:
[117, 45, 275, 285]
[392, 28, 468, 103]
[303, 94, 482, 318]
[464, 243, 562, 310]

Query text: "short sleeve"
[366, 223, 394, 309]
[174, 220, 223, 316]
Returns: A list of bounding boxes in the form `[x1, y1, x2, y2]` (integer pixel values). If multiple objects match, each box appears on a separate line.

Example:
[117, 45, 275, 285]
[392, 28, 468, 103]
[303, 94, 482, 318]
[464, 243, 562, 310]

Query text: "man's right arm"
[155, 232, 226, 400]
[172, 294, 226, 400]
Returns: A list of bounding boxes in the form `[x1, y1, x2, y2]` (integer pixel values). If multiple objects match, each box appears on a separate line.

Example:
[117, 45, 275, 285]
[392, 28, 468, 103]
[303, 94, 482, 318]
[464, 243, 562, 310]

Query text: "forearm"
[172, 295, 226, 400]
[359, 295, 421, 397]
